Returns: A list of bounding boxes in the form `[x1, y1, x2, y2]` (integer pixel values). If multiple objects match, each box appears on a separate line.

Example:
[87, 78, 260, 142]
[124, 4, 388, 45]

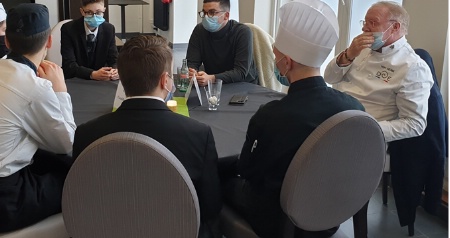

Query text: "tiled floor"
[331, 186, 448, 238]
[171, 43, 448, 238]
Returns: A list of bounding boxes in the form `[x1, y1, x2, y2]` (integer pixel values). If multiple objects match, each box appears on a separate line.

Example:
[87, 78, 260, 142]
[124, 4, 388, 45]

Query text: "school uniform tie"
[86, 34, 96, 67]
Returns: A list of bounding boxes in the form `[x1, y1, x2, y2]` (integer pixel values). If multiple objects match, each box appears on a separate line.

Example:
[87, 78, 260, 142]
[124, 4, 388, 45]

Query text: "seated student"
[0, 3, 76, 232]
[0, 3, 7, 58]
[73, 35, 222, 238]
[186, 0, 258, 86]
[61, 0, 118, 81]
[223, 1, 365, 237]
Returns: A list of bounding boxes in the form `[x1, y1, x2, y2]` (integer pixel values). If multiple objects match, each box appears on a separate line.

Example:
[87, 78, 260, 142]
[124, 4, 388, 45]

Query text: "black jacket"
[61, 17, 118, 80]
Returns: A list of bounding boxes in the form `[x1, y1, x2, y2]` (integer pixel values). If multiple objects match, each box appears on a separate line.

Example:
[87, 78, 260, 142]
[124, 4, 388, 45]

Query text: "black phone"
[229, 94, 248, 105]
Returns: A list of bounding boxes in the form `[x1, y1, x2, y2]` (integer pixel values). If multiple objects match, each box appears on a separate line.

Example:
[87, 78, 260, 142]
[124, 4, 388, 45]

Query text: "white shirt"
[324, 36, 433, 142]
[84, 22, 98, 40]
[0, 60, 76, 176]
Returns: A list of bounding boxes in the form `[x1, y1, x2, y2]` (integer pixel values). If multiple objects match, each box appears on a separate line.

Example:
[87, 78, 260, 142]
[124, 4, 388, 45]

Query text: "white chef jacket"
[324, 36, 433, 143]
[0, 59, 76, 176]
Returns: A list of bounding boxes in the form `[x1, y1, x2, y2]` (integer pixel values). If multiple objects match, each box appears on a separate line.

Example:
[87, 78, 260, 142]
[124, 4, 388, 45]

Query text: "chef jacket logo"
[376, 65, 395, 83]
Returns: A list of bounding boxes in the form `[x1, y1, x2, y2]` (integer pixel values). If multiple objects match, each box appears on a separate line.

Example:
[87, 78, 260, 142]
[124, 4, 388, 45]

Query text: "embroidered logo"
[376, 65, 395, 83]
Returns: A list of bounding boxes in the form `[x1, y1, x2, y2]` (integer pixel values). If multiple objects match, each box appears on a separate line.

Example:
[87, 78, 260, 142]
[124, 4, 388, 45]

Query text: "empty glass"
[205, 79, 222, 111]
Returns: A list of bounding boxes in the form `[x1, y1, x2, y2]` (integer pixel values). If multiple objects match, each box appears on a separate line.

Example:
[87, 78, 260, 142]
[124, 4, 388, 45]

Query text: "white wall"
[35, 0, 58, 28]
[109, 0, 154, 34]
[171, 0, 197, 44]
[403, 0, 448, 85]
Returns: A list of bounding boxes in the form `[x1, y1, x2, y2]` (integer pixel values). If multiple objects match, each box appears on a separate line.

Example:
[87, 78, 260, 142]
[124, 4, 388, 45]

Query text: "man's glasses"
[360, 19, 397, 28]
[83, 10, 105, 18]
[198, 10, 226, 18]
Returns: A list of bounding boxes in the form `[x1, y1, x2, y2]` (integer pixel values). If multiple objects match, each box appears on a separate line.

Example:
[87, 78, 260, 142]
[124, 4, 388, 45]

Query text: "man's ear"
[79, 7, 85, 16]
[393, 22, 401, 32]
[224, 11, 230, 21]
[159, 72, 168, 89]
[47, 34, 52, 49]
[285, 55, 292, 70]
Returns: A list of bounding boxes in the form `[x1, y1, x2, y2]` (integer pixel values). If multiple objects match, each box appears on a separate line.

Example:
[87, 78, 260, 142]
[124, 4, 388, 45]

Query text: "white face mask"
[371, 23, 394, 50]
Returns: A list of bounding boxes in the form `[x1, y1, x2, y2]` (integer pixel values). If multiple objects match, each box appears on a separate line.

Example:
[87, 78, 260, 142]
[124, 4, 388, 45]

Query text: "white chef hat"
[274, 0, 339, 67]
[0, 3, 6, 22]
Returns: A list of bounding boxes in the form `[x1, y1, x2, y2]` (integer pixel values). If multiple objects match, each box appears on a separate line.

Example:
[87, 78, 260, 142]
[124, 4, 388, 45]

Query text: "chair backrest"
[62, 132, 200, 238]
[280, 110, 386, 231]
[46, 19, 72, 66]
[244, 23, 287, 93]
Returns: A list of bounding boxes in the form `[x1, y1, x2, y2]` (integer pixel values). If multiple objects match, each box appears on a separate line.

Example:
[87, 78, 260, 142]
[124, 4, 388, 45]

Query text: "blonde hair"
[372, 1, 409, 35]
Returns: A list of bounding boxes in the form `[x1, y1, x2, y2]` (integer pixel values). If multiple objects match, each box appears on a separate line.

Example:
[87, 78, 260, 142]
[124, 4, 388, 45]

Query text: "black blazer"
[389, 49, 448, 226]
[61, 17, 118, 80]
[72, 98, 222, 230]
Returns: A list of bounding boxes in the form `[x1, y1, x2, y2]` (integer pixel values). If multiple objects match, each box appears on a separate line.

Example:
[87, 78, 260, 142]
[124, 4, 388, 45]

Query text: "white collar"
[84, 22, 99, 39]
[125, 96, 165, 103]
[379, 36, 407, 54]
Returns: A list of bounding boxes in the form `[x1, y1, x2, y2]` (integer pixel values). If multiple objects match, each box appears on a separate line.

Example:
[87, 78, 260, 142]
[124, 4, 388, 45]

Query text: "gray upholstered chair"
[0, 214, 68, 238]
[62, 132, 200, 238]
[221, 110, 386, 238]
[244, 23, 288, 93]
[46, 19, 72, 66]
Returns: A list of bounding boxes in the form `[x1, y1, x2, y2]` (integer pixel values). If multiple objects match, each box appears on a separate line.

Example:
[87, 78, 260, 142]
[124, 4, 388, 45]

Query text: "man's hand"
[38, 60, 67, 92]
[110, 68, 119, 80]
[347, 32, 375, 59]
[188, 68, 197, 78]
[91, 67, 115, 81]
[196, 71, 215, 87]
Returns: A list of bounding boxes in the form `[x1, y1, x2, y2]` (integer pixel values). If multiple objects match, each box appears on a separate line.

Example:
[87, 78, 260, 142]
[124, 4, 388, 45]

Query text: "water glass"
[205, 79, 222, 111]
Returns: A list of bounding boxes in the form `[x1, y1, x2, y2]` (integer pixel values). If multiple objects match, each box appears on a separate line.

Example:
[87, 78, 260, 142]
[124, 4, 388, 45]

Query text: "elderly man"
[0, 3, 75, 232]
[324, 1, 433, 143]
[325, 2, 435, 232]
[186, 0, 258, 86]
[0, 3, 7, 58]
[223, 1, 364, 237]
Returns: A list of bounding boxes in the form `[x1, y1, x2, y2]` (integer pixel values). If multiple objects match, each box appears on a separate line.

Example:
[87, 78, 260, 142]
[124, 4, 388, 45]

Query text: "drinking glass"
[205, 79, 222, 111]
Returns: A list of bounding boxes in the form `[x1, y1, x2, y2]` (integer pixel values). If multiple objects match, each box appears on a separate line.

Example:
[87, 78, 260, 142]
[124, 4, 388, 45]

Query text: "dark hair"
[6, 28, 51, 55]
[81, 0, 104, 7]
[203, 0, 230, 11]
[117, 35, 172, 97]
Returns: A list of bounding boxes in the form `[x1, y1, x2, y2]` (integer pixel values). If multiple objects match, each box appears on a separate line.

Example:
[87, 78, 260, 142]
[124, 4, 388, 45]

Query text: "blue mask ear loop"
[274, 56, 290, 86]
[164, 73, 176, 102]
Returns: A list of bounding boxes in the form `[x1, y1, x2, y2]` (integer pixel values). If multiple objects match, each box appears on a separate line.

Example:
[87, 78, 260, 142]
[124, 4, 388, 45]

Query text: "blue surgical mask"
[371, 23, 394, 50]
[84, 15, 105, 28]
[202, 15, 222, 32]
[164, 78, 176, 103]
[274, 56, 290, 86]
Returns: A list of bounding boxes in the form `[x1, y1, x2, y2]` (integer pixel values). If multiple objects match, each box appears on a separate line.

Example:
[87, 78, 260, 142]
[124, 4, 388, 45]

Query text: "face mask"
[202, 15, 223, 32]
[371, 23, 394, 50]
[274, 56, 290, 86]
[84, 15, 105, 28]
[164, 78, 176, 103]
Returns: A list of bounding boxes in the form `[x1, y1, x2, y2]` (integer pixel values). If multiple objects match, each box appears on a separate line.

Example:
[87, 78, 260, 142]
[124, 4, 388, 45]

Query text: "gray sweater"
[186, 20, 258, 84]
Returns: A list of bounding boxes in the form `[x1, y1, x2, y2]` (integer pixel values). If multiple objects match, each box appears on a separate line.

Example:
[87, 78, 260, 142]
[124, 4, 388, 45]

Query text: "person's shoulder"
[61, 18, 81, 28]
[231, 20, 251, 32]
[171, 112, 212, 131]
[252, 99, 283, 118]
[327, 87, 364, 109]
[101, 21, 115, 29]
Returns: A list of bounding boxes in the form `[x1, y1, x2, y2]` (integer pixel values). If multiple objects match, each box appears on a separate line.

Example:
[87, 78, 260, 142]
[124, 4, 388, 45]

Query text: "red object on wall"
[162, 0, 172, 3]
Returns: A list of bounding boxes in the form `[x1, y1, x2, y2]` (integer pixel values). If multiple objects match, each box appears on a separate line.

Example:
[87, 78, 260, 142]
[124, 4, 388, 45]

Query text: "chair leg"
[353, 201, 369, 238]
[408, 223, 414, 236]
[382, 172, 390, 205]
